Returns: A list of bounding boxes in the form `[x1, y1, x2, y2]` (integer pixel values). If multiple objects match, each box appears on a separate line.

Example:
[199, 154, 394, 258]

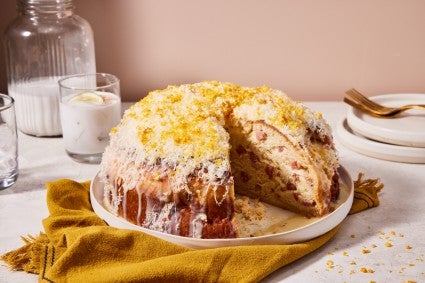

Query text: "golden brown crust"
[106, 174, 237, 238]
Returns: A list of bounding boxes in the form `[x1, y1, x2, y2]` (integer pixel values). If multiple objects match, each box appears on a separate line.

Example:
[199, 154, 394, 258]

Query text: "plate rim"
[90, 166, 354, 249]
[337, 118, 425, 163]
[346, 93, 425, 147]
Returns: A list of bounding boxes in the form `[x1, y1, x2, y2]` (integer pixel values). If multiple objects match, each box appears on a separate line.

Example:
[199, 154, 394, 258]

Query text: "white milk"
[8, 77, 62, 136]
[60, 91, 121, 154]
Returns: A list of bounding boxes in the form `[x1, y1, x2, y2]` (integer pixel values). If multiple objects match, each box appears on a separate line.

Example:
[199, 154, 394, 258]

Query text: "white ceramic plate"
[346, 93, 425, 147]
[90, 167, 353, 249]
[337, 118, 425, 163]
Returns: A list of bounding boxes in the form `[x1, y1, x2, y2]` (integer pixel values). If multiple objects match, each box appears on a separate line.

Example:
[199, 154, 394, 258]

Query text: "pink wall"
[1, 0, 425, 101]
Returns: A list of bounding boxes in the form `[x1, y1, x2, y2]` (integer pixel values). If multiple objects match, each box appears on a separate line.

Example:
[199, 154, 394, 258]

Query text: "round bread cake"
[99, 81, 340, 239]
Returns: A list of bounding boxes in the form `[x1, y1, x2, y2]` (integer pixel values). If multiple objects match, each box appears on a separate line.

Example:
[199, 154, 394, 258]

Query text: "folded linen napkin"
[2, 173, 383, 283]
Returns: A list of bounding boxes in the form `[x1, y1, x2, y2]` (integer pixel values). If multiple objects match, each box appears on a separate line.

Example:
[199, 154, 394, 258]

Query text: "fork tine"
[343, 95, 392, 118]
[343, 95, 381, 115]
[344, 90, 371, 108]
[347, 89, 381, 108]
[354, 89, 384, 109]
[345, 89, 385, 110]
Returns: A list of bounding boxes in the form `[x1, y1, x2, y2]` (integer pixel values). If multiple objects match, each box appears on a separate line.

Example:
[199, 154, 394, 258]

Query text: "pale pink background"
[1, 0, 425, 101]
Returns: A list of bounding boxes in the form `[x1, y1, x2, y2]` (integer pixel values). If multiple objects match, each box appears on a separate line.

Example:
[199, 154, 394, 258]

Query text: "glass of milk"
[58, 73, 121, 164]
[0, 93, 18, 189]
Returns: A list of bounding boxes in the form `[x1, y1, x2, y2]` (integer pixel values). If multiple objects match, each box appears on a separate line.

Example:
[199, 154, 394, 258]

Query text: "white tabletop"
[1, 102, 424, 283]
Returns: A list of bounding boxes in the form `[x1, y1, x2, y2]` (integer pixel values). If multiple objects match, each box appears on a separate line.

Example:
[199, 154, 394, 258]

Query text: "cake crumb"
[343, 251, 349, 257]
[234, 196, 265, 221]
[360, 267, 375, 273]
[406, 245, 412, 250]
[350, 234, 356, 238]
[349, 261, 356, 265]
[361, 247, 371, 254]
[371, 244, 377, 248]
[326, 260, 335, 269]
[385, 242, 393, 248]
[399, 267, 406, 274]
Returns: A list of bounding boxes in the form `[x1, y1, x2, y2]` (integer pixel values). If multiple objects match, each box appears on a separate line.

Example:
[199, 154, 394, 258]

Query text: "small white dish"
[90, 167, 353, 249]
[337, 118, 425, 163]
[346, 93, 425, 148]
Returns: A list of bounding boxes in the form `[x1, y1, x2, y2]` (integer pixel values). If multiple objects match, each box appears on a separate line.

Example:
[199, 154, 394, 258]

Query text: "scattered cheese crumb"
[326, 260, 335, 269]
[360, 267, 375, 273]
[362, 247, 371, 254]
[399, 267, 406, 274]
[324, 230, 420, 279]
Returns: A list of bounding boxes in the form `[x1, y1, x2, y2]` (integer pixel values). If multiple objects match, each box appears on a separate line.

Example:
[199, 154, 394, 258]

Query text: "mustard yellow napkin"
[2, 174, 383, 283]
[349, 173, 384, 214]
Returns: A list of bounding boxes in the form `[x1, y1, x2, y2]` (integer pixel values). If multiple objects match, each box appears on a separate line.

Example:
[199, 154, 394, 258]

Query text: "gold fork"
[344, 88, 425, 117]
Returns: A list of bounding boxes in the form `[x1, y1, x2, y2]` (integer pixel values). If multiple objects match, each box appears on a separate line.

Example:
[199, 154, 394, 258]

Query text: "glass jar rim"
[58, 73, 120, 91]
[0, 94, 15, 112]
[18, 0, 75, 15]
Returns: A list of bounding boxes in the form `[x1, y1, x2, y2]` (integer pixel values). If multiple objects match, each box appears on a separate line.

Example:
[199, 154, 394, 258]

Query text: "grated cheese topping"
[100, 81, 334, 195]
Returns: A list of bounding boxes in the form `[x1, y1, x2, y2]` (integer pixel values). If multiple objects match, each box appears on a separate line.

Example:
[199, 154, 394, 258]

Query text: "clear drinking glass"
[58, 73, 121, 164]
[3, 0, 96, 137]
[0, 94, 18, 190]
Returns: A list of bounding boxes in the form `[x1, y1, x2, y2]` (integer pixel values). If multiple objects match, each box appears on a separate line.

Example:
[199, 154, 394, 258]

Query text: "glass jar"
[3, 0, 96, 136]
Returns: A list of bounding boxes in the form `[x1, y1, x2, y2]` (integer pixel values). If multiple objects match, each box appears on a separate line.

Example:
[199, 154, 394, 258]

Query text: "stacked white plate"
[337, 93, 425, 163]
